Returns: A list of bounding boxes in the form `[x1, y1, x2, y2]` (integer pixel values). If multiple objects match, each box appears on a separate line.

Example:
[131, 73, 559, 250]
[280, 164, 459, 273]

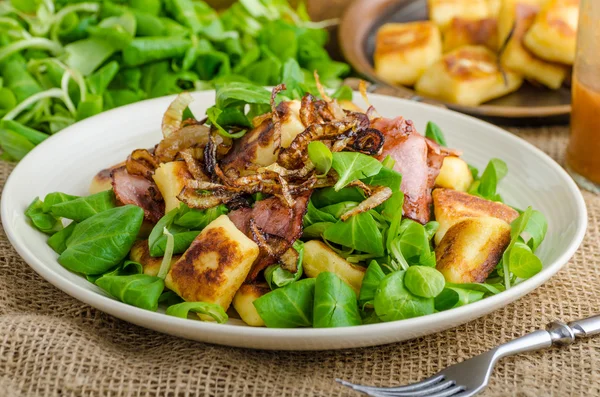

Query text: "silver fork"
[337, 315, 600, 397]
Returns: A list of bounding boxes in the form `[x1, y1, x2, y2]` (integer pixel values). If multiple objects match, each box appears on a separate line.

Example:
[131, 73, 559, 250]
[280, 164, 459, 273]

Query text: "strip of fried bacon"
[111, 166, 165, 223]
[373, 116, 459, 224]
[228, 192, 310, 280]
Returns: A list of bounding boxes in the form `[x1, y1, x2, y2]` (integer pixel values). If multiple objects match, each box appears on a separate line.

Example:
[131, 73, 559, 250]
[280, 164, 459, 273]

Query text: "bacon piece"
[111, 166, 165, 223]
[228, 192, 310, 280]
[373, 117, 457, 224]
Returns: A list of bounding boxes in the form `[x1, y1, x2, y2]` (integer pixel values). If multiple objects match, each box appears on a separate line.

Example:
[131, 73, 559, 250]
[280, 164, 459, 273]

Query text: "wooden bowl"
[338, 0, 572, 125]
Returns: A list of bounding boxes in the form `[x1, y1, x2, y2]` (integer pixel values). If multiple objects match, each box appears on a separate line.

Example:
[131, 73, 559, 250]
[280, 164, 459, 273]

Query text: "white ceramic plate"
[1, 91, 587, 350]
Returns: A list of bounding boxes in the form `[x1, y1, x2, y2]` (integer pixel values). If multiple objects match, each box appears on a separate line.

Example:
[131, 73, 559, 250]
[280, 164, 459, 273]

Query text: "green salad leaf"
[361, 166, 402, 192]
[47, 221, 77, 254]
[148, 203, 225, 257]
[50, 190, 115, 221]
[310, 187, 364, 208]
[374, 271, 434, 321]
[58, 205, 144, 275]
[313, 272, 362, 328]
[254, 278, 315, 328]
[473, 158, 508, 201]
[404, 266, 445, 298]
[166, 301, 228, 323]
[307, 141, 332, 176]
[331, 152, 382, 191]
[434, 287, 485, 311]
[96, 274, 164, 311]
[323, 211, 384, 256]
[358, 260, 386, 307]
[501, 207, 546, 287]
[424, 121, 447, 147]
[25, 197, 62, 234]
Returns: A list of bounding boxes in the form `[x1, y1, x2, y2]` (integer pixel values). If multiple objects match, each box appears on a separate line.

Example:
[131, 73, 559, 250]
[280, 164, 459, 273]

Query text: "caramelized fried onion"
[126, 149, 158, 179]
[340, 186, 393, 221]
[279, 247, 299, 273]
[155, 123, 211, 163]
[270, 83, 286, 154]
[177, 186, 239, 209]
[350, 128, 385, 155]
[179, 149, 209, 181]
[277, 115, 368, 169]
[162, 92, 193, 137]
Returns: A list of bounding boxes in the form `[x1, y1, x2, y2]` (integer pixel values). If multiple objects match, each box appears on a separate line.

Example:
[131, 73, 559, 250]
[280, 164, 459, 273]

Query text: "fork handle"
[493, 315, 600, 361]
[568, 315, 600, 338]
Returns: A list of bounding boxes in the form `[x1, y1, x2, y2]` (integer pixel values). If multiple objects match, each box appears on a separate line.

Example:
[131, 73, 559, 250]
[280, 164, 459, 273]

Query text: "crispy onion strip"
[280, 247, 299, 273]
[261, 162, 315, 179]
[204, 131, 219, 177]
[349, 128, 385, 155]
[349, 180, 372, 196]
[300, 93, 317, 127]
[277, 174, 295, 207]
[162, 92, 193, 138]
[185, 179, 225, 190]
[340, 186, 393, 221]
[155, 123, 211, 163]
[314, 70, 331, 102]
[277, 117, 365, 169]
[180, 149, 209, 181]
[359, 80, 370, 107]
[270, 84, 286, 154]
[249, 220, 290, 258]
[126, 149, 158, 179]
[177, 186, 238, 209]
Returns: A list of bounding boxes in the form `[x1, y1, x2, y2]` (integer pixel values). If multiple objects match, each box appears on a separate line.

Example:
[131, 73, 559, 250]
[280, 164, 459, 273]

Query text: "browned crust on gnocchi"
[433, 188, 519, 224]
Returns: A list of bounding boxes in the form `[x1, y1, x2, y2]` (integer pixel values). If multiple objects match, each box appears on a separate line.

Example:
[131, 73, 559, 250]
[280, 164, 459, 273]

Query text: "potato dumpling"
[435, 216, 511, 283]
[129, 240, 181, 277]
[497, 0, 546, 42]
[302, 240, 365, 295]
[435, 156, 473, 192]
[232, 283, 270, 327]
[487, 0, 502, 16]
[443, 18, 498, 52]
[165, 215, 260, 311]
[523, 0, 579, 65]
[433, 188, 519, 245]
[428, 0, 491, 30]
[222, 100, 305, 174]
[279, 100, 306, 148]
[152, 161, 193, 213]
[498, 0, 568, 89]
[89, 162, 124, 194]
[374, 21, 442, 86]
[415, 46, 523, 106]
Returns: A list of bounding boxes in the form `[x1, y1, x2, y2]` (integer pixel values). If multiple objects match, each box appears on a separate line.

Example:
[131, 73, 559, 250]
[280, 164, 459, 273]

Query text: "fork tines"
[336, 375, 467, 397]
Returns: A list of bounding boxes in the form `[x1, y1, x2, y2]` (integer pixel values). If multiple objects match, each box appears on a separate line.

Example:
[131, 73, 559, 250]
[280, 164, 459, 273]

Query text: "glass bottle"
[566, 0, 600, 192]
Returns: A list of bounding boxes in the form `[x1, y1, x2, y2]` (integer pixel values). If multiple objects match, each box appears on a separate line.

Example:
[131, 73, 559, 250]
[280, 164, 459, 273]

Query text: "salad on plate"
[24, 66, 548, 328]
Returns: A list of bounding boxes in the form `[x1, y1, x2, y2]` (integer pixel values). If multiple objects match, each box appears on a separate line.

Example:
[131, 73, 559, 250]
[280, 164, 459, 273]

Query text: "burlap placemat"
[1, 125, 598, 397]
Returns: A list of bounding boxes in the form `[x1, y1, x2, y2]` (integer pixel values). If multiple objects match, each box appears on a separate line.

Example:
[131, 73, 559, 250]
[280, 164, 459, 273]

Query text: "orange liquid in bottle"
[566, 77, 600, 186]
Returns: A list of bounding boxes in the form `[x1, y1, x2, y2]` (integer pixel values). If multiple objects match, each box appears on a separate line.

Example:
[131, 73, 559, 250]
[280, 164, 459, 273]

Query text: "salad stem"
[0, 38, 63, 64]
[3, 89, 71, 121]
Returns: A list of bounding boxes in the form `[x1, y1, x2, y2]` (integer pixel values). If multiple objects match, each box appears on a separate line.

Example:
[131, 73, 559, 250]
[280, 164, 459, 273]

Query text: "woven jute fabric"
[1, 125, 599, 397]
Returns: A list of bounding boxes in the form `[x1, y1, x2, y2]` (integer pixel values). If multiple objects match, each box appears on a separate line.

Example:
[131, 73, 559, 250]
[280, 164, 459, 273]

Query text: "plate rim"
[338, 0, 572, 119]
[1, 91, 587, 350]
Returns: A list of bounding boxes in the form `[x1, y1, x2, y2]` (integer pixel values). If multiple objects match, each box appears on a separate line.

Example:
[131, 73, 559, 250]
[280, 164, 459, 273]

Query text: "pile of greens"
[0, 0, 348, 161]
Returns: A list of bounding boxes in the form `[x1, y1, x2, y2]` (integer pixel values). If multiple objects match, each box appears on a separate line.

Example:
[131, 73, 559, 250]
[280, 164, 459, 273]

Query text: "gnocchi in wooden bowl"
[340, 0, 575, 122]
